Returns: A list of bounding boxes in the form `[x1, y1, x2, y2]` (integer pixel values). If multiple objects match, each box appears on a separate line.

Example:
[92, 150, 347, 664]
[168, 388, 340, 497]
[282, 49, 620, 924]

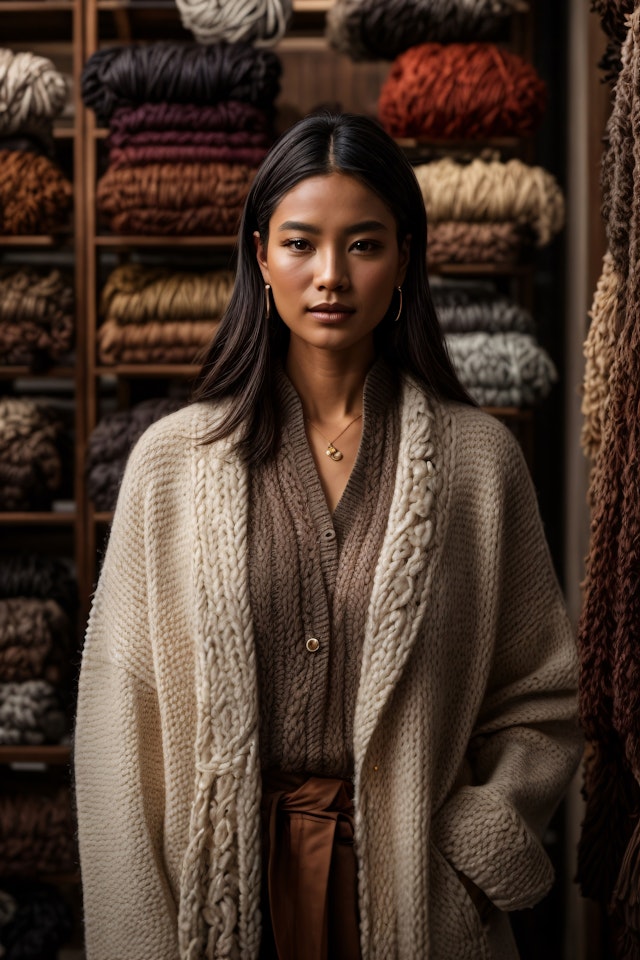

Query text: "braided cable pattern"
[81, 43, 282, 123]
[416, 158, 565, 246]
[379, 43, 546, 139]
[0, 49, 67, 136]
[581, 251, 620, 461]
[327, 0, 527, 60]
[175, 0, 292, 46]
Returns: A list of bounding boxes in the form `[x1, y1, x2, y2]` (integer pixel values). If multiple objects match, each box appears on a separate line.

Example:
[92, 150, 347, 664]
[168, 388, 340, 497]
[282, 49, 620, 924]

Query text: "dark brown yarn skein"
[0, 598, 69, 685]
[427, 222, 526, 265]
[0, 151, 72, 235]
[0, 267, 74, 365]
[0, 782, 76, 874]
[0, 556, 76, 615]
[0, 880, 73, 960]
[81, 43, 282, 122]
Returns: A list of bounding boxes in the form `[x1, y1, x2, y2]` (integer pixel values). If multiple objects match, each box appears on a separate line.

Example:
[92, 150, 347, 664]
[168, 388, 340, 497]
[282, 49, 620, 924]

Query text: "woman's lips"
[308, 304, 355, 323]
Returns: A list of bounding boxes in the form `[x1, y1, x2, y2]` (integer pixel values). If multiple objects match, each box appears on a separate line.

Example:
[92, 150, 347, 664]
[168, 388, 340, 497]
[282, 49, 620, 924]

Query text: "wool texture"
[431, 281, 535, 334]
[327, 0, 526, 60]
[0, 556, 76, 616]
[0, 151, 72, 234]
[81, 43, 282, 123]
[109, 101, 272, 139]
[74, 384, 581, 959]
[97, 318, 217, 365]
[577, 13, 640, 948]
[0, 680, 66, 745]
[108, 143, 267, 168]
[86, 398, 184, 511]
[445, 332, 557, 407]
[0, 880, 73, 960]
[427, 221, 526, 265]
[378, 43, 546, 139]
[175, 0, 292, 46]
[581, 251, 620, 462]
[591, 0, 635, 79]
[0, 398, 64, 510]
[96, 162, 254, 236]
[0, 50, 67, 137]
[0, 782, 76, 872]
[0, 267, 74, 366]
[415, 158, 565, 246]
[0, 598, 69, 685]
[100, 264, 234, 323]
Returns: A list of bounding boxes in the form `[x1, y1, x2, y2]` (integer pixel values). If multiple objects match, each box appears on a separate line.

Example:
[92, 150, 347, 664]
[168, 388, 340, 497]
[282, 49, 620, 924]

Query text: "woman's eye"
[351, 240, 379, 252]
[284, 238, 311, 251]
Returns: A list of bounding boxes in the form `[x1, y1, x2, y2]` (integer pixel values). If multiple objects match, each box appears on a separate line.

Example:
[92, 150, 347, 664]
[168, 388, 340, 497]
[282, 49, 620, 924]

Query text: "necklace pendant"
[326, 444, 343, 462]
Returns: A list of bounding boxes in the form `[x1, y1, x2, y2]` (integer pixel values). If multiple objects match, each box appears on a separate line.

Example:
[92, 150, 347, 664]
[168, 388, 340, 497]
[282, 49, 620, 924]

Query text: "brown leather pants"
[259, 770, 362, 960]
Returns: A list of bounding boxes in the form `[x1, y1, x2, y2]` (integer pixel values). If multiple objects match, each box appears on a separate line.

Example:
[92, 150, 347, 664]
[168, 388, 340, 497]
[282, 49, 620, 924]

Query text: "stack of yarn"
[0, 268, 74, 367]
[0, 556, 75, 746]
[0, 776, 77, 875]
[97, 264, 234, 365]
[81, 43, 281, 235]
[0, 881, 73, 960]
[416, 157, 565, 264]
[0, 399, 66, 511]
[174, 0, 292, 45]
[86, 398, 184, 510]
[433, 281, 557, 406]
[0, 50, 72, 234]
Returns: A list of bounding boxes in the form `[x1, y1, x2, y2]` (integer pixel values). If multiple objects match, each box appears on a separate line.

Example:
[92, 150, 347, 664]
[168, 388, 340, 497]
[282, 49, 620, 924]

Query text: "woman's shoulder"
[125, 399, 234, 476]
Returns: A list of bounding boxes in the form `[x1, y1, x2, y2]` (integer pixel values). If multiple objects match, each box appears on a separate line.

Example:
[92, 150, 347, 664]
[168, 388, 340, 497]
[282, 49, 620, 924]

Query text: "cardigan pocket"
[429, 842, 491, 960]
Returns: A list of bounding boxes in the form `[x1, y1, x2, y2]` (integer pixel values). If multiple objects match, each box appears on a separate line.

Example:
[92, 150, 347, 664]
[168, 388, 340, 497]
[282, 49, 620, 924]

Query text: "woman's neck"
[284, 341, 375, 423]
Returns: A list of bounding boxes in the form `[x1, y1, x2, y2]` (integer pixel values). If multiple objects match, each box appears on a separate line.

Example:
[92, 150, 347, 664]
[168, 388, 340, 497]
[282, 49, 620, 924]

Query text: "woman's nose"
[314, 249, 349, 290]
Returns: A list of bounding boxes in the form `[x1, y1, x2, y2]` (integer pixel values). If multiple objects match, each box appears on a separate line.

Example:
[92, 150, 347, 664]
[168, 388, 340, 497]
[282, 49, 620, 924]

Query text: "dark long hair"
[192, 112, 474, 463]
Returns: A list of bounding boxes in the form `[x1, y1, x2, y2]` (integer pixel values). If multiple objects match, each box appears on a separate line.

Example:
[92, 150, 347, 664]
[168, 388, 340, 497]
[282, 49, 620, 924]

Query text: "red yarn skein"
[378, 43, 547, 139]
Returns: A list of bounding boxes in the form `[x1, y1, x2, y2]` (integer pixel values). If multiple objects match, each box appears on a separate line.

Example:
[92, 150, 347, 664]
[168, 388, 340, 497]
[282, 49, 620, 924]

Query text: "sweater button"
[306, 637, 320, 652]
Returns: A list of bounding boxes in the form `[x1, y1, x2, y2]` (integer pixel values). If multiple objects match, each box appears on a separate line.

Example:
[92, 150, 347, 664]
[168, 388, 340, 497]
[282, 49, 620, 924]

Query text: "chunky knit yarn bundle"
[591, 0, 635, 79]
[0, 880, 73, 960]
[378, 43, 546, 139]
[0, 150, 72, 235]
[83, 43, 279, 236]
[0, 781, 77, 874]
[431, 280, 535, 334]
[0, 268, 74, 366]
[577, 12, 640, 955]
[0, 398, 65, 510]
[86, 398, 184, 510]
[174, 0, 292, 46]
[0, 555, 76, 616]
[97, 264, 232, 364]
[327, 0, 526, 60]
[0, 50, 67, 138]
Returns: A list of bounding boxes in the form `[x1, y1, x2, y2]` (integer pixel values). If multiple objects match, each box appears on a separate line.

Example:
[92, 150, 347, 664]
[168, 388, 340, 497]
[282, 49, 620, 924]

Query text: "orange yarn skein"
[378, 43, 547, 139]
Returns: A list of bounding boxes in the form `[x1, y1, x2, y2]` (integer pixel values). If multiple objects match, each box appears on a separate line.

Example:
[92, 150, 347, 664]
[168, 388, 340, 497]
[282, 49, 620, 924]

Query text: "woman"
[74, 113, 582, 960]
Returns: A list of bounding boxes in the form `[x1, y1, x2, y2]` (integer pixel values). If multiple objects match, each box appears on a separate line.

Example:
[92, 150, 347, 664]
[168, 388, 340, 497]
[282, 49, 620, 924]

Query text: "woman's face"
[254, 172, 410, 357]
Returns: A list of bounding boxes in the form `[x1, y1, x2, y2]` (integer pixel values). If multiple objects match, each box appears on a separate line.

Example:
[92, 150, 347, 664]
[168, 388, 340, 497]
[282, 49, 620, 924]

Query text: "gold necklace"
[305, 413, 363, 462]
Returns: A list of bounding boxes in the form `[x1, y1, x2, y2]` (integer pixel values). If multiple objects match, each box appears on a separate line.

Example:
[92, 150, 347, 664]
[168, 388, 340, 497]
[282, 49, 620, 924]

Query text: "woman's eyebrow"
[277, 219, 388, 233]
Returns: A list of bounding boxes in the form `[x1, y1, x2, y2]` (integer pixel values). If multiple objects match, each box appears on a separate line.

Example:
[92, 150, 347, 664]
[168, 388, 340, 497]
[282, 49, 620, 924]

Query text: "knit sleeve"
[431, 426, 582, 912]
[74, 435, 179, 959]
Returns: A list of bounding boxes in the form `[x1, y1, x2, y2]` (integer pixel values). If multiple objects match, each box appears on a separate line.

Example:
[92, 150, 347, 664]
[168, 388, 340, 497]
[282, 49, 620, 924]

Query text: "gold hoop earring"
[393, 286, 403, 323]
[265, 283, 271, 321]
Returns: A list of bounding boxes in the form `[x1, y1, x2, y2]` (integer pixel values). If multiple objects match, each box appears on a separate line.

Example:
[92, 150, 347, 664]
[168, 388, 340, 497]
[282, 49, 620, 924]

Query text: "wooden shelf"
[0, 365, 76, 378]
[0, 2, 74, 9]
[482, 406, 534, 419]
[0, 512, 76, 524]
[95, 0, 332, 7]
[94, 511, 114, 524]
[428, 262, 534, 276]
[95, 234, 236, 247]
[95, 363, 200, 377]
[0, 745, 71, 765]
[0, 235, 71, 246]
[397, 137, 525, 151]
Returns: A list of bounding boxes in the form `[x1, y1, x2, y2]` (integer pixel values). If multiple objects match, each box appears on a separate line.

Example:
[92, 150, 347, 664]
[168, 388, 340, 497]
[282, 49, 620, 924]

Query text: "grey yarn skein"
[175, 0, 292, 45]
[0, 680, 66, 745]
[0, 50, 67, 135]
[327, 0, 527, 60]
[431, 282, 534, 334]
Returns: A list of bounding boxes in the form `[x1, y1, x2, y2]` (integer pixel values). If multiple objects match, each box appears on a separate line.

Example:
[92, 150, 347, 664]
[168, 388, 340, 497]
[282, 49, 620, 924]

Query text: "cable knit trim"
[353, 377, 444, 950]
[178, 406, 261, 960]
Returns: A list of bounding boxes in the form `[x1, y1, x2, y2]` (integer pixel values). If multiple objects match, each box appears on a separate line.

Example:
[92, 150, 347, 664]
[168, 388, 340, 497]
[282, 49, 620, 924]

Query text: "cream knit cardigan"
[74, 377, 581, 960]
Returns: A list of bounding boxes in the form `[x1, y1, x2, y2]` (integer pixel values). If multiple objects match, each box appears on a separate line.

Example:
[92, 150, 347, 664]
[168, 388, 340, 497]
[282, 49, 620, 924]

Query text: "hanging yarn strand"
[174, 0, 293, 46]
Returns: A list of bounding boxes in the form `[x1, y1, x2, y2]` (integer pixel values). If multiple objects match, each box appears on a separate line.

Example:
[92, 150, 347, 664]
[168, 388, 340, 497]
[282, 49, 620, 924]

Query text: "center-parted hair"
[192, 112, 474, 463]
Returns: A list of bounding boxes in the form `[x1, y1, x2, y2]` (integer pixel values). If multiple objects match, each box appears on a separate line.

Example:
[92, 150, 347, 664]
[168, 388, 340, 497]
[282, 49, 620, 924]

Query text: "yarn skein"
[431, 282, 534, 334]
[0, 556, 76, 616]
[109, 101, 272, 138]
[327, 0, 528, 61]
[427, 221, 526, 265]
[100, 264, 234, 323]
[81, 43, 282, 123]
[0, 267, 74, 365]
[0, 880, 73, 960]
[0, 398, 64, 510]
[0, 680, 66, 745]
[0, 782, 77, 871]
[97, 318, 218, 364]
[581, 251, 620, 463]
[175, 0, 292, 46]
[378, 44, 547, 139]
[0, 151, 72, 235]
[0, 50, 67, 136]
[415, 158, 565, 246]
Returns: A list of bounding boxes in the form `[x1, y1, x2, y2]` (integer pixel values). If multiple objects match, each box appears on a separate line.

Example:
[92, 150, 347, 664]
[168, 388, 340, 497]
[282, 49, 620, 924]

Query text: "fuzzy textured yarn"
[0, 151, 72, 235]
[415, 158, 564, 247]
[109, 100, 271, 138]
[97, 318, 217, 365]
[96, 162, 254, 236]
[0, 50, 67, 137]
[86, 398, 184, 511]
[0, 880, 73, 960]
[0, 782, 76, 873]
[591, 0, 635, 79]
[378, 43, 546, 139]
[0, 680, 66, 745]
[0, 267, 73, 366]
[427, 221, 526, 265]
[0, 556, 76, 616]
[0, 398, 64, 510]
[431, 281, 534, 334]
[327, 0, 527, 60]
[81, 43, 282, 123]
[100, 264, 234, 323]
[581, 251, 620, 462]
[175, 0, 292, 46]
[0, 598, 69, 685]
[445, 332, 557, 407]
[74, 380, 580, 958]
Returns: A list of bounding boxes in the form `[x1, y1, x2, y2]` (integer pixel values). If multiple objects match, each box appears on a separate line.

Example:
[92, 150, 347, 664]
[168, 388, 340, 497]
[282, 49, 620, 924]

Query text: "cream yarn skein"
[0, 50, 67, 135]
[175, 0, 292, 45]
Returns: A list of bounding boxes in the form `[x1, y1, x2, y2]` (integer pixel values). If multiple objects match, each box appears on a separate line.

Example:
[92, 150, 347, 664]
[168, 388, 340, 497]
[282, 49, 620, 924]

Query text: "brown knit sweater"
[248, 361, 400, 778]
